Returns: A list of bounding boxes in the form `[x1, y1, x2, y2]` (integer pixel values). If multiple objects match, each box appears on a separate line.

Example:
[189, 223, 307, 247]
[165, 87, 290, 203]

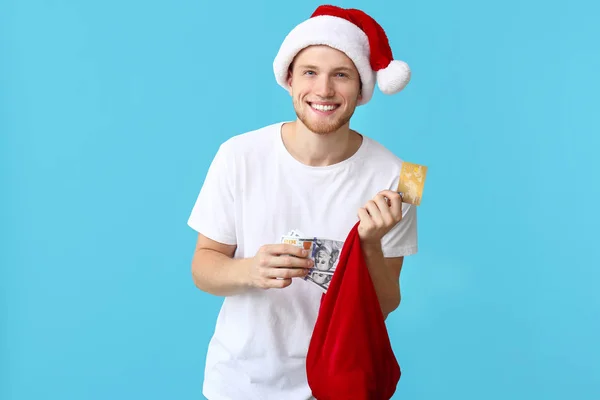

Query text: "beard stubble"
[293, 98, 356, 135]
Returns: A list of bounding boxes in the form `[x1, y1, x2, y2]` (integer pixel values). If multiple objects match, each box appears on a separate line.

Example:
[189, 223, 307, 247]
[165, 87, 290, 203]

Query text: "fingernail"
[302, 250, 308, 256]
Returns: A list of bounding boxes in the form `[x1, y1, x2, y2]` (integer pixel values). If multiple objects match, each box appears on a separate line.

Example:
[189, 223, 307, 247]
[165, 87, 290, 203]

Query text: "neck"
[281, 119, 362, 167]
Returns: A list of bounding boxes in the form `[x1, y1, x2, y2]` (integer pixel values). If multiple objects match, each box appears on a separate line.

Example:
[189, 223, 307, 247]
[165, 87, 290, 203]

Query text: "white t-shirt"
[187, 121, 418, 400]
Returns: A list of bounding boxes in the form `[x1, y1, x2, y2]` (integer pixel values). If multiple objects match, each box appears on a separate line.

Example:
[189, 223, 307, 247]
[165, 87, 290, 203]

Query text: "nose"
[314, 75, 335, 97]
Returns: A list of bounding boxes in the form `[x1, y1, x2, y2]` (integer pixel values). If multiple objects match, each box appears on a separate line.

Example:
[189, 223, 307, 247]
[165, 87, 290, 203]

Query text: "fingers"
[364, 199, 383, 226]
[258, 251, 313, 269]
[255, 260, 310, 290]
[253, 246, 313, 289]
[373, 195, 394, 225]
[265, 264, 310, 279]
[376, 190, 403, 220]
[262, 243, 310, 258]
[253, 276, 294, 290]
[357, 206, 372, 224]
[374, 193, 402, 223]
[364, 192, 401, 227]
[357, 190, 404, 244]
[270, 278, 293, 289]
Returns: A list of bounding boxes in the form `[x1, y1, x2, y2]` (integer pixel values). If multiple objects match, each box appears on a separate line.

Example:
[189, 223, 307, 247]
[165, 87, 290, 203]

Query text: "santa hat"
[306, 221, 401, 399]
[273, 5, 411, 105]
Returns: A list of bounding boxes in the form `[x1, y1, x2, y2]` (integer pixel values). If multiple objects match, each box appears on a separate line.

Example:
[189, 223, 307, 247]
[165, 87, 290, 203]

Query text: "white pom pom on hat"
[377, 60, 411, 95]
[273, 5, 411, 105]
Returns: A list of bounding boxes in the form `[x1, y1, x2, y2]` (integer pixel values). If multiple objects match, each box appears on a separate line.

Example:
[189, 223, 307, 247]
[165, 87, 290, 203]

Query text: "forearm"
[191, 249, 251, 296]
[361, 242, 401, 318]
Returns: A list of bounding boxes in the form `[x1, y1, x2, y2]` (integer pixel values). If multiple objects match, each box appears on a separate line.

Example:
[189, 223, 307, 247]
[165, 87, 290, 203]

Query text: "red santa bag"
[306, 221, 401, 400]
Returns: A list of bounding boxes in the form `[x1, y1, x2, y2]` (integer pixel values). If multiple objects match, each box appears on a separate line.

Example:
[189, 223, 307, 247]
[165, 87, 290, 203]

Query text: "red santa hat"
[273, 5, 411, 105]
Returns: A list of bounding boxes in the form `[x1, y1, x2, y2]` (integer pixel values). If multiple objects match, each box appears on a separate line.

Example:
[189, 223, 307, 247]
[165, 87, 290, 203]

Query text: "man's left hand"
[357, 190, 403, 246]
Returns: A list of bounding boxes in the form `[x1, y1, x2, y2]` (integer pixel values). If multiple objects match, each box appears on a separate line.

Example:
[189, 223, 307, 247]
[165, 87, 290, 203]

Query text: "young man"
[187, 5, 418, 400]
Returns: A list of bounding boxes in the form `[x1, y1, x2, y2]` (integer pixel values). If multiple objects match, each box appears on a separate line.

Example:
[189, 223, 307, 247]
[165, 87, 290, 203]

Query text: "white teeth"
[310, 103, 337, 112]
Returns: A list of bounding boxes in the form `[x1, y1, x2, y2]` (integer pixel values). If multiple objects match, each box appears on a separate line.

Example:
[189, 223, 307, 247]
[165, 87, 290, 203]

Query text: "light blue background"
[2, 0, 599, 399]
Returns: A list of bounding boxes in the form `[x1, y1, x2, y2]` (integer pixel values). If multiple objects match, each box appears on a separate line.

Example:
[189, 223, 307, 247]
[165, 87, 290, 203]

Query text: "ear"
[287, 69, 293, 89]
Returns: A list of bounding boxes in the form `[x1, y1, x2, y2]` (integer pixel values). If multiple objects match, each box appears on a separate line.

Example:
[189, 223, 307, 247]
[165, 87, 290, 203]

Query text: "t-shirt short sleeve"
[187, 142, 237, 245]
[380, 202, 418, 258]
[379, 170, 419, 258]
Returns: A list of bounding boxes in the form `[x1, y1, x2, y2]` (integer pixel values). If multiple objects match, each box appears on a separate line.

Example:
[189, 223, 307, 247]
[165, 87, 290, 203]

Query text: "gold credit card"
[397, 161, 428, 206]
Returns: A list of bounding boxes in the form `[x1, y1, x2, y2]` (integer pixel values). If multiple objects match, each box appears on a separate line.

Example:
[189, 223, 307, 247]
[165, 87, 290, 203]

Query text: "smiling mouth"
[308, 102, 340, 112]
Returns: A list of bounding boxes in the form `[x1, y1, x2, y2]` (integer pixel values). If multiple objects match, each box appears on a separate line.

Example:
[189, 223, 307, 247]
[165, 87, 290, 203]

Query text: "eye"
[304, 70, 315, 75]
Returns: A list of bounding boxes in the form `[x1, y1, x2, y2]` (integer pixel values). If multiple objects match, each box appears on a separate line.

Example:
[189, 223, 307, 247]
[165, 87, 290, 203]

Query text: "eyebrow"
[296, 64, 319, 71]
[333, 67, 354, 73]
[296, 65, 355, 74]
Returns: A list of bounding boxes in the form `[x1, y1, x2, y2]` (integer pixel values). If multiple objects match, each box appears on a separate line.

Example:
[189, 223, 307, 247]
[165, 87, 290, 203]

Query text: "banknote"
[280, 234, 344, 293]
[397, 161, 428, 206]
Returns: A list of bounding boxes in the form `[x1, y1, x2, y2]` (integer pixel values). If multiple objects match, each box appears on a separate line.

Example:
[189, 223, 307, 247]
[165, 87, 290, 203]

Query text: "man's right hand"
[247, 244, 314, 289]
